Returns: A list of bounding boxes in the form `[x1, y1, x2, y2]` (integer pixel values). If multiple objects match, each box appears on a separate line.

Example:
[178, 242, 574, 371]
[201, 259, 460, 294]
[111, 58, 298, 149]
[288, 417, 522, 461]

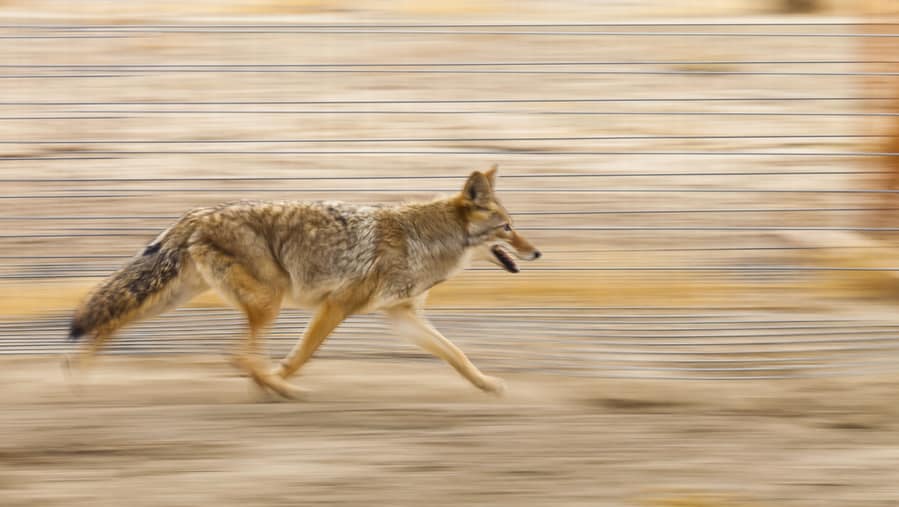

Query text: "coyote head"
[459, 165, 541, 273]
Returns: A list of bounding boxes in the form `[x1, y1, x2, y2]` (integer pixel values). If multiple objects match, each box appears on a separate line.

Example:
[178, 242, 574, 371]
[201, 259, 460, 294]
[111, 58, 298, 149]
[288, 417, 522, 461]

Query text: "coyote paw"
[246, 370, 308, 401]
[479, 375, 507, 397]
[266, 378, 309, 400]
[231, 355, 307, 401]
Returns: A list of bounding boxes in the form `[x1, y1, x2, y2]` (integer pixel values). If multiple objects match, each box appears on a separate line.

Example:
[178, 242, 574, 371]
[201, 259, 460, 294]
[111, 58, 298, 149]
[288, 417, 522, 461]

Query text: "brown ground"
[2, 356, 899, 507]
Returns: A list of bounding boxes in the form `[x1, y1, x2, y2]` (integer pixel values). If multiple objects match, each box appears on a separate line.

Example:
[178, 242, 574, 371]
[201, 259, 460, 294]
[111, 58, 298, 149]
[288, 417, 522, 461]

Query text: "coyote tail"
[68, 223, 190, 342]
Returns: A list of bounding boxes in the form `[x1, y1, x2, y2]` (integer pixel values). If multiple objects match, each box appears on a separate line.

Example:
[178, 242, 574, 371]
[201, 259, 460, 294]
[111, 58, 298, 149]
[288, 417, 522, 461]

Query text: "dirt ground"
[1, 356, 898, 507]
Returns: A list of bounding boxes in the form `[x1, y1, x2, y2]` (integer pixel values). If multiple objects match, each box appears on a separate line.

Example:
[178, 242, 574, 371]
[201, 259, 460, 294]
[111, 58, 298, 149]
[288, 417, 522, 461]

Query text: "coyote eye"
[502, 223, 511, 232]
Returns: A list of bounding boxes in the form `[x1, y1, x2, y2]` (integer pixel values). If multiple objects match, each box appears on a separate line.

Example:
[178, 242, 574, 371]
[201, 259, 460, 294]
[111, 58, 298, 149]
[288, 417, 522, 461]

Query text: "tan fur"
[68, 166, 540, 398]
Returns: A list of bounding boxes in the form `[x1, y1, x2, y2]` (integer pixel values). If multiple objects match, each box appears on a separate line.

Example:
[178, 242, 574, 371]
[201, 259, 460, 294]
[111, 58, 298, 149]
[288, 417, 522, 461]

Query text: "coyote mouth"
[491, 245, 519, 273]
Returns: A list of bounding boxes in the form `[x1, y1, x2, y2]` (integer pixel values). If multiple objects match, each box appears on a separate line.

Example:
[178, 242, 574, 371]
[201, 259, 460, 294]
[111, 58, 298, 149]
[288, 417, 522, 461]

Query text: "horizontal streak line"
[0, 247, 875, 255]
[3, 229, 899, 239]
[473, 267, 899, 271]
[0, 171, 882, 182]
[0, 195, 144, 199]
[0, 156, 118, 161]
[0, 134, 883, 144]
[4, 69, 899, 76]
[0, 151, 890, 158]
[0, 35, 133, 39]
[0, 98, 886, 106]
[2, 267, 897, 274]
[518, 226, 899, 231]
[0, 216, 177, 220]
[517, 207, 899, 215]
[8, 22, 899, 28]
[4, 189, 899, 195]
[9, 23, 899, 28]
[0, 250, 858, 258]
[2, 60, 898, 67]
[50, 110, 899, 116]
[0, 116, 126, 120]
[0, 74, 124, 78]
[2, 208, 893, 220]
[2, 29, 899, 37]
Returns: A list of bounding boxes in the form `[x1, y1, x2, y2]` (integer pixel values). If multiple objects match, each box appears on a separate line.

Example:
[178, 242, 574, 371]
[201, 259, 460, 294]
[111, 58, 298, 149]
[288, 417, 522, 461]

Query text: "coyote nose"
[532, 250, 542, 260]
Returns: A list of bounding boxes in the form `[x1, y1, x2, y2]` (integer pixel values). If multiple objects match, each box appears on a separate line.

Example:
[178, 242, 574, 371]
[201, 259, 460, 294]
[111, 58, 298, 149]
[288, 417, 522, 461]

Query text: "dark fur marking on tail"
[125, 250, 181, 305]
[143, 243, 161, 256]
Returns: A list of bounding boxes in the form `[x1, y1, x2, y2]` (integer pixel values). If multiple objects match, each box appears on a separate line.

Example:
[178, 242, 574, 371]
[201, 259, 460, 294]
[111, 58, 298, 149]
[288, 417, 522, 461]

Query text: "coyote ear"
[484, 164, 498, 189]
[462, 171, 492, 206]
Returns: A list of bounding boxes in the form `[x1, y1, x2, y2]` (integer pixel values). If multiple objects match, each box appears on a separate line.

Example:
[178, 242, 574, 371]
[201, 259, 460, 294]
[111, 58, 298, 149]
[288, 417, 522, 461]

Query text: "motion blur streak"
[1, 1, 899, 506]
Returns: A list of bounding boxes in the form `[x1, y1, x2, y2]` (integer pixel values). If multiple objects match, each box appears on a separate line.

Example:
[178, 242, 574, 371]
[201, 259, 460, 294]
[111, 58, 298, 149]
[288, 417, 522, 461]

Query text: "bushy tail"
[68, 229, 188, 343]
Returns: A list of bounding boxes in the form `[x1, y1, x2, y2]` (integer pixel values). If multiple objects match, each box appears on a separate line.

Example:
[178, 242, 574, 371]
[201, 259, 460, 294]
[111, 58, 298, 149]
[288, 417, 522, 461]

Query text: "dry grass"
[778, 231, 899, 299]
[0, 272, 780, 320]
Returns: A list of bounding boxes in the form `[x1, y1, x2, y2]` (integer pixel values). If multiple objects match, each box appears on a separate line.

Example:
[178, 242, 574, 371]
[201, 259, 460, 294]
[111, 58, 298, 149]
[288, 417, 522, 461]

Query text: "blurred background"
[2, 1, 899, 506]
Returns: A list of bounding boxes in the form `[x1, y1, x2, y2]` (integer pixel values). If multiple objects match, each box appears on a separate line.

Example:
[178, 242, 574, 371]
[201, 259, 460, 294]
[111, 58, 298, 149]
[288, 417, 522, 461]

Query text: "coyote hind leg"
[271, 299, 347, 380]
[190, 244, 303, 399]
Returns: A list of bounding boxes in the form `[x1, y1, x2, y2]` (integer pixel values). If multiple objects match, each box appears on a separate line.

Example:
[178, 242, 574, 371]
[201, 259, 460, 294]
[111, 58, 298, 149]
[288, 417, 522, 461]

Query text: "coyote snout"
[484, 226, 542, 273]
[68, 165, 539, 399]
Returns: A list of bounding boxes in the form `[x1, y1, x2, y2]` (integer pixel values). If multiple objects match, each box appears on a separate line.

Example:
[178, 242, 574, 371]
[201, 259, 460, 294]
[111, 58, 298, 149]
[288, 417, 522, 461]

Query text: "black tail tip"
[68, 322, 85, 342]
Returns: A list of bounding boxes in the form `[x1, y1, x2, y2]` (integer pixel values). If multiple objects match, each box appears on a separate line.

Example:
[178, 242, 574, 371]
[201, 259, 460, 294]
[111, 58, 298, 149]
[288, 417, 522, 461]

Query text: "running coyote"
[68, 166, 540, 397]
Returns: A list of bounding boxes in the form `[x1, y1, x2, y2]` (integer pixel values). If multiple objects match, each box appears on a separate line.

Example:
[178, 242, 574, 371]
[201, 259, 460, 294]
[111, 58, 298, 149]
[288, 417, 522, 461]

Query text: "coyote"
[68, 166, 540, 398]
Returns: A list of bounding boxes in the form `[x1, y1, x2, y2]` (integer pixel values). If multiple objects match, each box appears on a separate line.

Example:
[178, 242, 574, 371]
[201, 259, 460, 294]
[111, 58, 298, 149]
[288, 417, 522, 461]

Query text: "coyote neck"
[380, 198, 471, 294]
[400, 198, 468, 256]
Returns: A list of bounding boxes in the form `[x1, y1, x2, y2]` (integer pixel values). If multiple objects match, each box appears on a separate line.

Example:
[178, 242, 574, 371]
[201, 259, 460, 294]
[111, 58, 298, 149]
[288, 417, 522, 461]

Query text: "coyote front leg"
[387, 307, 505, 395]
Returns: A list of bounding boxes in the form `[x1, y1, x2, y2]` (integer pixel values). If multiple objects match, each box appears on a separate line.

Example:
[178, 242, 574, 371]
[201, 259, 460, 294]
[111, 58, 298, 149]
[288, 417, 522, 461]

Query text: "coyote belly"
[68, 167, 540, 398]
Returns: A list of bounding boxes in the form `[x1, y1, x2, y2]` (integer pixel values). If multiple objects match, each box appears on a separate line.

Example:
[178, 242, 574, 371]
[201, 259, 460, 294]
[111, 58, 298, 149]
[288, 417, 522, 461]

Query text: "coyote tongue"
[491, 245, 519, 273]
